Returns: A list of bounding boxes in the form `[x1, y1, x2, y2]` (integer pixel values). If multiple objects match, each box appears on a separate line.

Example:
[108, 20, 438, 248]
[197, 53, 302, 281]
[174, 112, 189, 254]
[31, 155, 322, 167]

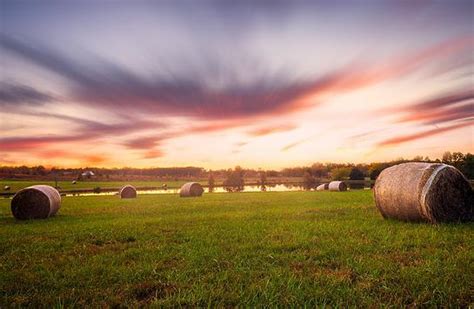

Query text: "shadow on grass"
[0, 214, 75, 225]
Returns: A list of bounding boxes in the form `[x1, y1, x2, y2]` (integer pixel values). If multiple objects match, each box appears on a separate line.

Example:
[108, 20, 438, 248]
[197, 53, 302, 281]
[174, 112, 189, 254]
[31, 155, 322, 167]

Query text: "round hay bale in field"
[120, 185, 137, 199]
[4, 185, 10, 191]
[72, 180, 77, 184]
[180, 182, 204, 197]
[328, 181, 347, 191]
[11, 185, 61, 220]
[374, 162, 473, 223]
[316, 183, 328, 191]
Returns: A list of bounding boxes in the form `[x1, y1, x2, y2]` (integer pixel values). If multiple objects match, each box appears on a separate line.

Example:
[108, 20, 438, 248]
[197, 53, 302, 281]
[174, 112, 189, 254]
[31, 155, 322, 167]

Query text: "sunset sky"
[1, 0, 473, 168]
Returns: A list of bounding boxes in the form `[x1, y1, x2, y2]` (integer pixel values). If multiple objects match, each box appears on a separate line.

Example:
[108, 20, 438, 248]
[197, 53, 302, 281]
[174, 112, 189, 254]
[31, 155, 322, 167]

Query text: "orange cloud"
[378, 121, 472, 146]
[247, 124, 296, 137]
[286, 36, 474, 114]
[143, 150, 164, 159]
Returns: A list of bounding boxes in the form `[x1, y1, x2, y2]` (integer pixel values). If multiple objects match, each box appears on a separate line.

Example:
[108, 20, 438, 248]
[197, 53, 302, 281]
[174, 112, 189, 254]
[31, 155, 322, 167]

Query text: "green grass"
[0, 191, 472, 307]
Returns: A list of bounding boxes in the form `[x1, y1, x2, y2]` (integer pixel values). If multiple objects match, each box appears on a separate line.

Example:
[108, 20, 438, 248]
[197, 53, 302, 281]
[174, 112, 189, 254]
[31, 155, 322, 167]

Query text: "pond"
[65, 184, 313, 197]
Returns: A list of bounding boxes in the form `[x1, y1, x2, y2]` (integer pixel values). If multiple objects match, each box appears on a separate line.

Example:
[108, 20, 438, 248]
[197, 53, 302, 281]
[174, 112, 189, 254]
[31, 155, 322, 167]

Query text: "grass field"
[0, 191, 473, 307]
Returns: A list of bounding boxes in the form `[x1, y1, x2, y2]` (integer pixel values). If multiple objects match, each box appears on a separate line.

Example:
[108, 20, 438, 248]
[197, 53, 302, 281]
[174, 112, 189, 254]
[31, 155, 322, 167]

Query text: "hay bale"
[11, 185, 61, 220]
[328, 181, 347, 191]
[316, 183, 328, 191]
[374, 162, 473, 223]
[4, 185, 10, 191]
[180, 182, 204, 197]
[72, 180, 77, 184]
[120, 185, 137, 199]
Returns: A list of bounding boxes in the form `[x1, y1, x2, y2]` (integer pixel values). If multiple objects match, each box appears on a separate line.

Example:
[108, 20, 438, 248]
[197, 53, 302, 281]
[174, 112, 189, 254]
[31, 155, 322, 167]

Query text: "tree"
[368, 163, 389, 180]
[413, 155, 424, 162]
[331, 167, 351, 181]
[208, 171, 215, 193]
[349, 168, 365, 180]
[223, 166, 245, 192]
[303, 170, 316, 190]
[459, 153, 474, 179]
[259, 170, 267, 186]
[349, 167, 365, 189]
[442, 151, 453, 163]
[310, 163, 328, 178]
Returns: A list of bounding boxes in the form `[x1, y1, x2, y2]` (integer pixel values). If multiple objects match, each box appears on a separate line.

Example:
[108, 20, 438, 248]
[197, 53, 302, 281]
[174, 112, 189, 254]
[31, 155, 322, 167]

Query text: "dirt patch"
[291, 261, 358, 283]
[131, 281, 178, 303]
[390, 252, 424, 267]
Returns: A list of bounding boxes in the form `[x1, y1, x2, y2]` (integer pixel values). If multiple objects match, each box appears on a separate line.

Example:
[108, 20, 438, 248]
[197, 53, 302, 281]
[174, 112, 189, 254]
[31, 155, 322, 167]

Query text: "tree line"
[0, 151, 472, 181]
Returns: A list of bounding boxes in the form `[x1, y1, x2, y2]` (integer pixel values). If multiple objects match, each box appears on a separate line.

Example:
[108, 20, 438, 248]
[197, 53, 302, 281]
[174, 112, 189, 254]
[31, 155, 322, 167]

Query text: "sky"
[0, 0, 473, 169]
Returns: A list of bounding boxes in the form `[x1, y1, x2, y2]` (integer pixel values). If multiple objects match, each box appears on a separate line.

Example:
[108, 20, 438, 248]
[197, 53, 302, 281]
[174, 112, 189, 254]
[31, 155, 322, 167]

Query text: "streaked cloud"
[247, 124, 296, 137]
[0, 82, 55, 106]
[0, 1, 472, 167]
[378, 120, 473, 147]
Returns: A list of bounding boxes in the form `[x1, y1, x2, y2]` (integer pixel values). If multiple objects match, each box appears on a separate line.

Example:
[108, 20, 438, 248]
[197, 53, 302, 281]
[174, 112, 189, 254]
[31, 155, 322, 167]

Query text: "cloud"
[0, 134, 92, 151]
[0, 114, 163, 152]
[3, 34, 471, 123]
[281, 138, 309, 152]
[35, 149, 106, 164]
[378, 120, 473, 146]
[371, 88, 473, 148]
[390, 89, 474, 125]
[122, 136, 163, 150]
[2, 34, 472, 163]
[143, 150, 165, 159]
[406, 89, 473, 111]
[247, 124, 296, 136]
[1, 35, 318, 119]
[0, 82, 55, 106]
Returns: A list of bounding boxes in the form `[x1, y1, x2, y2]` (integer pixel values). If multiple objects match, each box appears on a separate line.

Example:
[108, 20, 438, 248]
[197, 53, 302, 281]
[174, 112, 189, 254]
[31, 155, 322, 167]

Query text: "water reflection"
[65, 184, 309, 197]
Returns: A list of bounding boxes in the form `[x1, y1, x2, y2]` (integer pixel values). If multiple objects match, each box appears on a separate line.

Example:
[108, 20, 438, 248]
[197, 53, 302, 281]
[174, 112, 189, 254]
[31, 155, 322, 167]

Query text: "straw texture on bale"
[374, 162, 473, 223]
[316, 183, 329, 191]
[11, 185, 61, 220]
[180, 182, 204, 197]
[328, 181, 347, 191]
[120, 185, 137, 199]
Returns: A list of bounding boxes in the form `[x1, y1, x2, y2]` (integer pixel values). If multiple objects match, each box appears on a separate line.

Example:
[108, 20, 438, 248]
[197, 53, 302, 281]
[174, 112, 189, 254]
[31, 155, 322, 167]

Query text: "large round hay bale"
[328, 181, 347, 191]
[316, 183, 328, 191]
[11, 185, 61, 220]
[120, 185, 137, 198]
[374, 162, 473, 223]
[180, 182, 204, 197]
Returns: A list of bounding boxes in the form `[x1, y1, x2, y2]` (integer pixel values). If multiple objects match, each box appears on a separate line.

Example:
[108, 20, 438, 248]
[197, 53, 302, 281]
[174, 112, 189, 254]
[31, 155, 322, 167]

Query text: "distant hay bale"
[120, 185, 137, 199]
[316, 183, 328, 191]
[11, 185, 61, 220]
[72, 180, 77, 184]
[374, 162, 473, 223]
[179, 182, 204, 197]
[4, 185, 10, 191]
[328, 181, 347, 191]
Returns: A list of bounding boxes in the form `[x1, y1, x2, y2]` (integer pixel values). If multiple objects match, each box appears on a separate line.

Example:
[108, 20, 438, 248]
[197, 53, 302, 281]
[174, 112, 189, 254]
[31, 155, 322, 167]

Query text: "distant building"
[81, 171, 95, 178]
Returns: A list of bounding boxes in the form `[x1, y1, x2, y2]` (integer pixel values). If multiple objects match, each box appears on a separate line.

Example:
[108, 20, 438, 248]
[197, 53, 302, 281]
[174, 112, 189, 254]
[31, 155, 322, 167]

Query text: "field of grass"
[0, 191, 472, 307]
